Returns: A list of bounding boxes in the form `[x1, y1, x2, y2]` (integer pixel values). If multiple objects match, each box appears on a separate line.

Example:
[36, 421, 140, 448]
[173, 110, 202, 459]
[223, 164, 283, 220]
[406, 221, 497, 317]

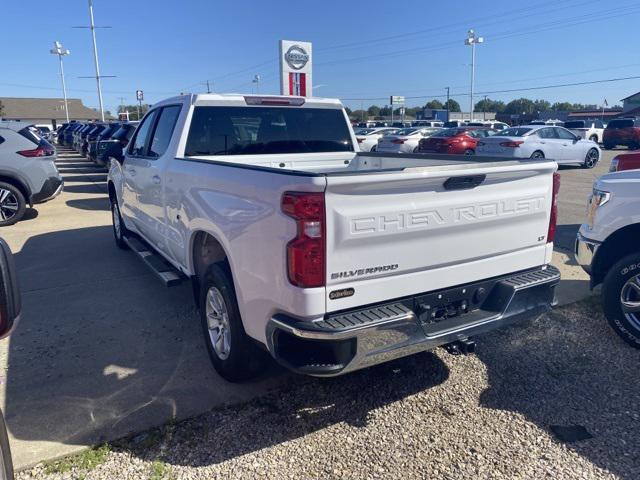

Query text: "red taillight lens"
[392, 139, 405, 144]
[547, 172, 560, 243]
[17, 145, 54, 157]
[282, 192, 325, 288]
[500, 141, 524, 147]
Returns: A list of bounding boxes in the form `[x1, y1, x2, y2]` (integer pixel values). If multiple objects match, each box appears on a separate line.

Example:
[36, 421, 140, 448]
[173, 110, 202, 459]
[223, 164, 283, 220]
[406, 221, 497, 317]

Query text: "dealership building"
[0, 97, 103, 129]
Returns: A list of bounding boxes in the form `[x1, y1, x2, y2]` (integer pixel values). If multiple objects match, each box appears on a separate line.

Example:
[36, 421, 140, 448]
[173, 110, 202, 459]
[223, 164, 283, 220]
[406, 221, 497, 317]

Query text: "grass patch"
[44, 444, 110, 476]
[149, 460, 175, 480]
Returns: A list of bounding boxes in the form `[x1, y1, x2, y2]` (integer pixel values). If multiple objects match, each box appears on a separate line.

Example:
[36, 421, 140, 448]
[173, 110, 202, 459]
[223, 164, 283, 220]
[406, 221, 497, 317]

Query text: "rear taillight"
[357, 138, 364, 143]
[547, 172, 561, 243]
[500, 141, 524, 147]
[282, 192, 325, 288]
[17, 144, 54, 157]
[392, 139, 405, 144]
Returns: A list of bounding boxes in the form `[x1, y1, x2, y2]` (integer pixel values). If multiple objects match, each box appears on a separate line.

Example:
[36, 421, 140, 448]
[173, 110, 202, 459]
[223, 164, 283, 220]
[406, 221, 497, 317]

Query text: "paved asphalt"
[0, 146, 625, 469]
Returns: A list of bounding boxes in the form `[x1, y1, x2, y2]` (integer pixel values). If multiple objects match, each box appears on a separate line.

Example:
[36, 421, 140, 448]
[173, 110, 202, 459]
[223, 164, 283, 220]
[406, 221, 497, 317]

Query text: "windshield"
[395, 128, 420, 136]
[564, 121, 585, 129]
[498, 127, 533, 137]
[185, 106, 354, 156]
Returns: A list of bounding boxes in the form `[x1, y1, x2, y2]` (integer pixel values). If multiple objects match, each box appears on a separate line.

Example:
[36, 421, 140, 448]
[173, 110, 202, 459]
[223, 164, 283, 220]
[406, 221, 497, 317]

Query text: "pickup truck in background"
[108, 93, 560, 382]
[576, 170, 640, 348]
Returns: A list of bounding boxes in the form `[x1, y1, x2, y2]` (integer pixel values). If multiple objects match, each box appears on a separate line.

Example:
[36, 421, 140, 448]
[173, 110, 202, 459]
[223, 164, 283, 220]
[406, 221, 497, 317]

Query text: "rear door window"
[185, 106, 353, 156]
[18, 127, 41, 145]
[148, 105, 181, 158]
[555, 127, 576, 140]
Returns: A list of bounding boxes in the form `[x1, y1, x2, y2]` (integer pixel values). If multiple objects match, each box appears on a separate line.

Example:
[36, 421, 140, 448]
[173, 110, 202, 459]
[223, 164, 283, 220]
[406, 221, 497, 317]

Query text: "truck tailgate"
[324, 160, 557, 311]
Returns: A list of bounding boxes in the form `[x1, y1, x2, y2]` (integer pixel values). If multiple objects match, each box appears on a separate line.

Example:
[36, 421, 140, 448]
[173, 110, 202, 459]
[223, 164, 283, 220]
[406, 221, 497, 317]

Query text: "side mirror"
[0, 239, 20, 339]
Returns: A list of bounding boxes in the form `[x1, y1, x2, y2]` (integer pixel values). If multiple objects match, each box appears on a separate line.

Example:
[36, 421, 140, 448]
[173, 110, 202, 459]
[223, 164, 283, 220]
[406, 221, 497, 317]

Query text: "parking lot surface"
[0, 147, 628, 473]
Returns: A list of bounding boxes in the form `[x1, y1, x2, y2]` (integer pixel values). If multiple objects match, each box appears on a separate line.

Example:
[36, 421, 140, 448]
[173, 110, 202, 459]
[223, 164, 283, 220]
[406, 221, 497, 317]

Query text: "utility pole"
[252, 75, 261, 94]
[446, 87, 450, 122]
[483, 95, 488, 120]
[206, 80, 212, 94]
[75, 0, 114, 122]
[464, 29, 484, 122]
[50, 41, 70, 123]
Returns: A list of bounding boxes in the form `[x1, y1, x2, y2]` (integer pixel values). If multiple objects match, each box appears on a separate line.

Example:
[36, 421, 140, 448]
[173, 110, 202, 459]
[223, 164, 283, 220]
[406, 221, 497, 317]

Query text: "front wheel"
[589, 135, 599, 143]
[603, 253, 640, 349]
[199, 264, 267, 382]
[583, 148, 599, 169]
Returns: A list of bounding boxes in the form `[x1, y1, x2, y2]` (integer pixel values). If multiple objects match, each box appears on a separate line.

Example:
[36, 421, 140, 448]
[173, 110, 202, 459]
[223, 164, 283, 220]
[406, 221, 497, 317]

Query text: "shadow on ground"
[478, 299, 640, 479]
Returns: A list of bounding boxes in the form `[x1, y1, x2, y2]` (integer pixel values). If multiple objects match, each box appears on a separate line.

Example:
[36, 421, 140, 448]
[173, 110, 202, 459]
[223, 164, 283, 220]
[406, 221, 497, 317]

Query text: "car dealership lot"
[3, 147, 638, 477]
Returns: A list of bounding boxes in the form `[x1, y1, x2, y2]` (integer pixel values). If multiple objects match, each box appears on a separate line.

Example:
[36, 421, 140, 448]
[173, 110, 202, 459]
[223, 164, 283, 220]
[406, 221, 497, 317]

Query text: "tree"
[551, 102, 573, 111]
[504, 98, 536, 115]
[424, 99, 443, 110]
[474, 98, 506, 113]
[443, 99, 461, 112]
[379, 106, 392, 116]
[367, 105, 381, 117]
[533, 99, 551, 112]
[117, 104, 150, 121]
[344, 106, 353, 117]
[0, 100, 4, 117]
[351, 110, 368, 121]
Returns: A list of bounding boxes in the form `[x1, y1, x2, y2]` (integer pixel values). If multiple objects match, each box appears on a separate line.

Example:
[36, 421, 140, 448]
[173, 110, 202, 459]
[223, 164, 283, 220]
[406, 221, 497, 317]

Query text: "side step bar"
[123, 235, 183, 287]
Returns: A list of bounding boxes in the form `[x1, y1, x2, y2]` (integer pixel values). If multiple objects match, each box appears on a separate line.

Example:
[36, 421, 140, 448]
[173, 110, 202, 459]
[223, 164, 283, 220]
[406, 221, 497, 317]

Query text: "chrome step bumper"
[267, 265, 560, 376]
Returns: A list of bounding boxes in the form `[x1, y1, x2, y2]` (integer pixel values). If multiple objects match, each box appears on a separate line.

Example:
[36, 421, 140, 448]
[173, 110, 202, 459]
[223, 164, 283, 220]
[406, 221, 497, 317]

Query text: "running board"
[123, 235, 183, 287]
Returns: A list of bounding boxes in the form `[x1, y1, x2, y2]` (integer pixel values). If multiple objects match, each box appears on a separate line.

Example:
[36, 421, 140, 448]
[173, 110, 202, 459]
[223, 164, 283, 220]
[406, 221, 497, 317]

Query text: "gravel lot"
[17, 297, 640, 480]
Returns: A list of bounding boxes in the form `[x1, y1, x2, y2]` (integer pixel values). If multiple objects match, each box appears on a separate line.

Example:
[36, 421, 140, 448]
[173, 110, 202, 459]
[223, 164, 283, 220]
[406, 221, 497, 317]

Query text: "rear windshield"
[185, 106, 353, 156]
[564, 121, 585, 129]
[607, 119, 634, 129]
[18, 127, 41, 145]
[498, 127, 533, 137]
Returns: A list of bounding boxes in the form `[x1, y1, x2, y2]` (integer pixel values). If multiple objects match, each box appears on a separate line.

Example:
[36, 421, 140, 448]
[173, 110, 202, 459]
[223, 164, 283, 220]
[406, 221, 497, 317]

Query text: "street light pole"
[88, 0, 105, 121]
[446, 87, 450, 122]
[253, 74, 261, 94]
[464, 29, 483, 122]
[50, 41, 70, 123]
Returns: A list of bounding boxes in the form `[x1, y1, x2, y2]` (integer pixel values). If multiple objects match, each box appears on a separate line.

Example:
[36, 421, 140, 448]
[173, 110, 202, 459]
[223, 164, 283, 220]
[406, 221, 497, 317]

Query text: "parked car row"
[56, 120, 139, 166]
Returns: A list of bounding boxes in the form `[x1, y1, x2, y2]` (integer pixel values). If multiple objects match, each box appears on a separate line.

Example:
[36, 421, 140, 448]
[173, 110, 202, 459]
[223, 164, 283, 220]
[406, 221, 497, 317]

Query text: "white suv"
[564, 119, 605, 144]
[0, 122, 63, 225]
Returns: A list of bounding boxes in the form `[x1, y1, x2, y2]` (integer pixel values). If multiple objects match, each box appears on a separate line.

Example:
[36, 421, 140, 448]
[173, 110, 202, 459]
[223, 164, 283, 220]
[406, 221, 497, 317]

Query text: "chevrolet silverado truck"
[108, 93, 560, 382]
[576, 170, 640, 348]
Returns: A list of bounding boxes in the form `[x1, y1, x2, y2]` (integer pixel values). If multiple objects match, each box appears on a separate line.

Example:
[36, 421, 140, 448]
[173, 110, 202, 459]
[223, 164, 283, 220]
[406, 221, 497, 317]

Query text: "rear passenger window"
[129, 110, 158, 156]
[149, 105, 181, 158]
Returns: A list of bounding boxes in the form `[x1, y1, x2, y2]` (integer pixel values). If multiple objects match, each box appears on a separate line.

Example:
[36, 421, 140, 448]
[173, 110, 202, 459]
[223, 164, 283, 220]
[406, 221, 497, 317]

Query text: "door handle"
[152, 175, 161, 185]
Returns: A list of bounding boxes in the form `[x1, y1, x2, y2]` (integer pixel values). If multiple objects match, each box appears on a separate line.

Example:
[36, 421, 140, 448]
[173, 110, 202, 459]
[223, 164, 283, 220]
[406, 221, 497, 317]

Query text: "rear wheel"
[110, 198, 129, 250]
[199, 264, 267, 382]
[530, 150, 545, 159]
[589, 135, 598, 143]
[602, 253, 640, 349]
[463, 149, 475, 155]
[583, 148, 599, 169]
[370, 145, 377, 152]
[0, 182, 26, 227]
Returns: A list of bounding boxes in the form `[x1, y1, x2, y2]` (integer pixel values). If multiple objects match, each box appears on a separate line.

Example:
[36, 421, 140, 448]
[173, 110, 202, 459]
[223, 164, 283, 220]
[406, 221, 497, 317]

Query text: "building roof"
[566, 109, 623, 118]
[620, 91, 640, 102]
[0, 97, 108, 121]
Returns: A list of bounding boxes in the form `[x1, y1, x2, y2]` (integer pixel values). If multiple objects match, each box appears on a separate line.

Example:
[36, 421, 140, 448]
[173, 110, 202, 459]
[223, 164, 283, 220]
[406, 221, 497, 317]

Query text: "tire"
[0, 409, 14, 480]
[463, 149, 475, 155]
[602, 253, 640, 349]
[583, 148, 599, 169]
[0, 182, 26, 227]
[413, 147, 419, 153]
[110, 198, 129, 250]
[199, 264, 267, 382]
[370, 145, 377, 152]
[530, 150, 545, 159]
[589, 135, 598, 143]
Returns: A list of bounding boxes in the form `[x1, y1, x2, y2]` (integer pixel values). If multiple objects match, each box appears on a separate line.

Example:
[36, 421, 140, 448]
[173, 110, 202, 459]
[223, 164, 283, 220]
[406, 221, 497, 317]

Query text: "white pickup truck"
[108, 93, 560, 382]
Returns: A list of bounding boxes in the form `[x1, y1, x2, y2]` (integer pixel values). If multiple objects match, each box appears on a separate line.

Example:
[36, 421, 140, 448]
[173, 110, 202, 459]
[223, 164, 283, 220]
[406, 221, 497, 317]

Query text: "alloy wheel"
[0, 189, 19, 222]
[585, 149, 599, 168]
[112, 203, 121, 239]
[620, 274, 640, 330]
[205, 287, 231, 360]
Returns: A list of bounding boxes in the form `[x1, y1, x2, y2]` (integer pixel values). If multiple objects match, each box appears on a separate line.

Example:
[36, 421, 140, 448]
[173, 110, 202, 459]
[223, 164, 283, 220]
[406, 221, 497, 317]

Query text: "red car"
[603, 117, 640, 150]
[417, 127, 495, 155]
[609, 152, 640, 172]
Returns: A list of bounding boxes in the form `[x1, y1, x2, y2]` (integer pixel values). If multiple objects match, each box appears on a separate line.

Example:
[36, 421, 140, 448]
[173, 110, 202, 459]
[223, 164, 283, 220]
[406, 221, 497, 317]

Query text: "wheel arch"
[592, 223, 640, 286]
[190, 230, 236, 307]
[0, 174, 32, 206]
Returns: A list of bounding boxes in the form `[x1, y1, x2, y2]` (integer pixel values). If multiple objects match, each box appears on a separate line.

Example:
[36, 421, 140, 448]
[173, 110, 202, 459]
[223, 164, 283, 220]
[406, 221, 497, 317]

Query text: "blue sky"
[3, 0, 640, 113]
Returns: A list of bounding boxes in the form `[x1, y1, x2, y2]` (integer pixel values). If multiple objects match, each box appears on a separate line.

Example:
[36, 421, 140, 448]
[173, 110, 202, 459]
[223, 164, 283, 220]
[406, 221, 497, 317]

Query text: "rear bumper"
[266, 265, 560, 377]
[31, 176, 63, 204]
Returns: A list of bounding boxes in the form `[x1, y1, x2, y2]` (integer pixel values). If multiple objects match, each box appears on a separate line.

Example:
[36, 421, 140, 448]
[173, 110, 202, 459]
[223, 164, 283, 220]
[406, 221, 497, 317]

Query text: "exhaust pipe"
[443, 338, 476, 356]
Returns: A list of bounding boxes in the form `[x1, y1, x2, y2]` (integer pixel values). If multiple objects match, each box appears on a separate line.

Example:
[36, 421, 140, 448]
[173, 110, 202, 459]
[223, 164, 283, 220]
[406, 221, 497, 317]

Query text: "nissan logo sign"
[284, 45, 309, 70]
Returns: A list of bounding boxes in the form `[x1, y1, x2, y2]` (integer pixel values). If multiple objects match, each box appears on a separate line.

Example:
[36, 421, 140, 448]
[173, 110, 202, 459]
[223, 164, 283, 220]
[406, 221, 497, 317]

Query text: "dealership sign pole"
[136, 90, 144, 120]
[280, 40, 312, 97]
[390, 96, 405, 125]
[464, 29, 483, 122]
